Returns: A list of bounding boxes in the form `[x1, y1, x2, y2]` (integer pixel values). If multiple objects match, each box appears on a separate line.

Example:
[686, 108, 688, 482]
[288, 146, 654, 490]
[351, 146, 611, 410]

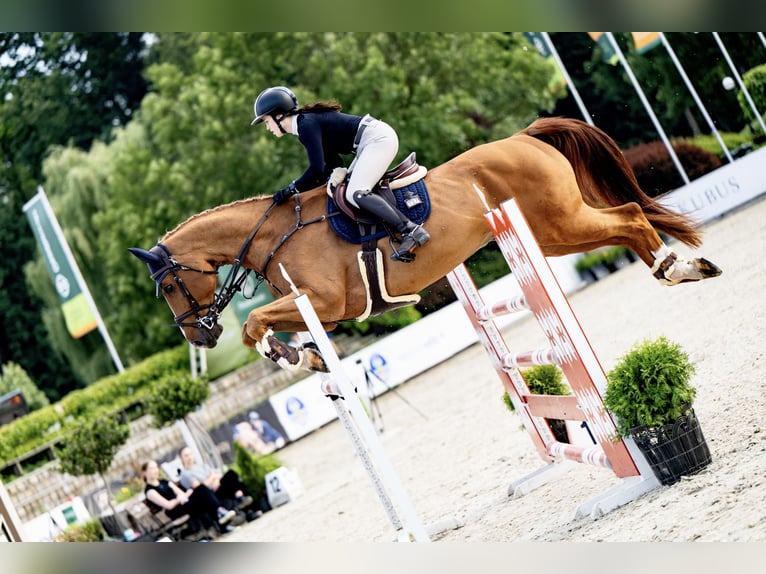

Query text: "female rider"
[251, 85, 429, 261]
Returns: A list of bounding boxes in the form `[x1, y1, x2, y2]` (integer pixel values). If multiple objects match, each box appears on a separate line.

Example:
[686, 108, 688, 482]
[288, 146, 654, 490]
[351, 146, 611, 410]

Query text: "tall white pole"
[659, 33, 734, 163]
[35, 188, 125, 372]
[540, 32, 594, 125]
[712, 32, 766, 136]
[605, 33, 690, 185]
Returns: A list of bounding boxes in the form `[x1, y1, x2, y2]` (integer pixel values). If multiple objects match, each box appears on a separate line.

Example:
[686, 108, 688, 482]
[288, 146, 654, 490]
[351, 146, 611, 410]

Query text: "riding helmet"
[251, 86, 299, 125]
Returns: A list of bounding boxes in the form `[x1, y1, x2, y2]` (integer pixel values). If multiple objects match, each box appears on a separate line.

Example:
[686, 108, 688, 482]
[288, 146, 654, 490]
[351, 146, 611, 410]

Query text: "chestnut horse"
[130, 117, 721, 372]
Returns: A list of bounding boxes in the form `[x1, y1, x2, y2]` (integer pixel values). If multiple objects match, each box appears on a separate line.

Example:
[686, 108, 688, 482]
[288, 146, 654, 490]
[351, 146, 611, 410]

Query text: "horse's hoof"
[654, 254, 723, 285]
[695, 257, 722, 279]
[302, 342, 330, 373]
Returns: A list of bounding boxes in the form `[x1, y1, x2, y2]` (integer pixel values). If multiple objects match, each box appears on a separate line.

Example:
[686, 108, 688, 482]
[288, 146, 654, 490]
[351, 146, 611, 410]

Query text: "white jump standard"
[280, 264, 432, 542]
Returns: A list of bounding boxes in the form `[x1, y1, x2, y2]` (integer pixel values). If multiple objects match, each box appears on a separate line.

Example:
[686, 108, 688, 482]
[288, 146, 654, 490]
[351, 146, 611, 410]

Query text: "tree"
[56, 415, 130, 525]
[1, 33, 150, 394]
[549, 33, 766, 147]
[0, 361, 50, 411]
[0, 192, 80, 402]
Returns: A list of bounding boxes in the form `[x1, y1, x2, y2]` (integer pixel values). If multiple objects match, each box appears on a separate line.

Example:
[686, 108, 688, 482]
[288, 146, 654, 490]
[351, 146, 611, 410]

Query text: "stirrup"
[390, 225, 430, 262]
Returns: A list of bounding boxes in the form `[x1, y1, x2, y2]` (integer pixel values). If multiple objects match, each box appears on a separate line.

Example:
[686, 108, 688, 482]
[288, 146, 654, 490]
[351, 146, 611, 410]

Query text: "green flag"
[23, 190, 97, 339]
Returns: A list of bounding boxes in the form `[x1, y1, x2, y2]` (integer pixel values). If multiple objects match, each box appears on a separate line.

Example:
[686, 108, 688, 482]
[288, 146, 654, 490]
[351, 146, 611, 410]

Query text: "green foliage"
[0, 193, 81, 402]
[503, 364, 570, 412]
[146, 372, 211, 427]
[1, 33, 150, 396]
[683, 132, 758, 159]
[550, 33, 765, 146]
[0, 362, 50, 411]
[56, 415, 130, 478]
[575, 246, 636, 274]
[230, 441, 282, 500]
[604, 336, 697, 437]
[0, 345, 187, 466]
[113, 476, 145, 504]
[623, 139, 722, 197]
[338, 305, 422, 337]
[55, 518, 105, 542]
[739, 63, 766, 125]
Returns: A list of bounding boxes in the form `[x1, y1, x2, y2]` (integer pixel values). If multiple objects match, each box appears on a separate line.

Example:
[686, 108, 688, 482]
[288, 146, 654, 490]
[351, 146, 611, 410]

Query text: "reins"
[159, 195, 335, 331]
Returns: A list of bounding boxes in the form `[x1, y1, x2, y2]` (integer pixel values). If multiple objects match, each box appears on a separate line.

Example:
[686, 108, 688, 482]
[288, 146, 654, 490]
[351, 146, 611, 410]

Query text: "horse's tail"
[522, 117, 702, 248]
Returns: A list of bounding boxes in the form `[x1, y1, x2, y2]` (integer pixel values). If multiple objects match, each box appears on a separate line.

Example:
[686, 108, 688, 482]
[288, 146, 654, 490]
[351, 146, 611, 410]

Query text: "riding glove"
[273, 182, 298, 205]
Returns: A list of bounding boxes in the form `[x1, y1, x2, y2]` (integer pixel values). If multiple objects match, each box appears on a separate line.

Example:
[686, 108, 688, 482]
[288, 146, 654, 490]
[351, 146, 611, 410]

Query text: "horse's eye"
[163, 284, 174, 294]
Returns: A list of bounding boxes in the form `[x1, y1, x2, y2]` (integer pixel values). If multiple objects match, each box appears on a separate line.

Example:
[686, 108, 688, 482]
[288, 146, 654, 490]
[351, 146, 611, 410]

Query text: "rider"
[250, 85, 430, 261]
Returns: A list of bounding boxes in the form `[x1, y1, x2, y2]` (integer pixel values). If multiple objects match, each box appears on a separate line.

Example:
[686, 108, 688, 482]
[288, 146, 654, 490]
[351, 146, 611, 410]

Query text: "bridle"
[147, 243, 225, 330]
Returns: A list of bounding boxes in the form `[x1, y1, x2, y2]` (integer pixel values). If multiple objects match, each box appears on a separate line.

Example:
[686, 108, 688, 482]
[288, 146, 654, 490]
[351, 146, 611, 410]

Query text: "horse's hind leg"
[538, 202, 722, 285]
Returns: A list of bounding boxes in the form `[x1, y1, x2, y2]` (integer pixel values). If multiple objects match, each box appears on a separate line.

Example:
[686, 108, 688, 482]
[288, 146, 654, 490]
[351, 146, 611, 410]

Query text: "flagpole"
[34, 187, 125, 373]
[541, 33, 595, 126]
[659, 33, 734, 163]
[605, 32, 690, 185]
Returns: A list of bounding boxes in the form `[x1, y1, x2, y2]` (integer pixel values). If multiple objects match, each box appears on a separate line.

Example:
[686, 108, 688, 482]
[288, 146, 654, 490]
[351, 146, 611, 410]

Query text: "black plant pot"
[629, 407, 711, 486]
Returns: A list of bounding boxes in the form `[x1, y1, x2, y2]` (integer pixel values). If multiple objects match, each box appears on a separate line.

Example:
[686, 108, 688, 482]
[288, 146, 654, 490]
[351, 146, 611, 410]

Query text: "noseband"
[148, 244, 224, 330]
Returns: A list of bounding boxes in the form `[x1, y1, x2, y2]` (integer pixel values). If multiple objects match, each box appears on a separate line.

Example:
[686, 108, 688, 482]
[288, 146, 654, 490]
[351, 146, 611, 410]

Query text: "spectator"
[177, 446, 262, 521]
[141, 459, 235, 537]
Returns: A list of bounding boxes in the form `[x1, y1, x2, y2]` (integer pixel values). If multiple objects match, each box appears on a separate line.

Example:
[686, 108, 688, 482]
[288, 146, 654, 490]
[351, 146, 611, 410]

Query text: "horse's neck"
[163, 198, 275, 269]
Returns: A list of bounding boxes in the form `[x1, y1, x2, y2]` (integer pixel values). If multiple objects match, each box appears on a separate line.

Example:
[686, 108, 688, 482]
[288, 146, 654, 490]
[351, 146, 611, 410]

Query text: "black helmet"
[251, 86, 298, 125]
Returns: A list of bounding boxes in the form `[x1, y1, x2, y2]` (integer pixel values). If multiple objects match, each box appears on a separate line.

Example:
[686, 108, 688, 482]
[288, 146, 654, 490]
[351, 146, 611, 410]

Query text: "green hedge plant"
[0, 345, 187, 468]
[604, 336, 697, 437]
[55, 518, 105, 542]
[230, 441, 282, 501]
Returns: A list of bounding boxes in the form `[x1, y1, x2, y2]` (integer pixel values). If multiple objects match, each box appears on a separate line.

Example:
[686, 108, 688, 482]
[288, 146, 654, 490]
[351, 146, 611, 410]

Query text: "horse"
[129, 117, 722, 373]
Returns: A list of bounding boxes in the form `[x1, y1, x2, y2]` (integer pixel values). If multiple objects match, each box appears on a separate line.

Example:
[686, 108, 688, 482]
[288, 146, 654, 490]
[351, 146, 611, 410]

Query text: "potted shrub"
[603, 336, 711, 485]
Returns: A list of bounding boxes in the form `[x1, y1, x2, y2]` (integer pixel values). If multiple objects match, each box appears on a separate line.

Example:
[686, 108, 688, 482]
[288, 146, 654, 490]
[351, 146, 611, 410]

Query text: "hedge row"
[0, 345, 188, 465]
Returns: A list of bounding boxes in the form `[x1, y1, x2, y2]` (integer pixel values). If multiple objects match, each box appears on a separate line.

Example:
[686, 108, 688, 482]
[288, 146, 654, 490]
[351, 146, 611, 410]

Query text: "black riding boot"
[354, 191, 430, 261]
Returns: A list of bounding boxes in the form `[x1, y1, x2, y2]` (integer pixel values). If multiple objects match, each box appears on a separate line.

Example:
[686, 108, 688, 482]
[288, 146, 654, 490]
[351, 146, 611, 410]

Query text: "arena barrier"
[446, 196, 660, 518]
[280, 264, 462, 542]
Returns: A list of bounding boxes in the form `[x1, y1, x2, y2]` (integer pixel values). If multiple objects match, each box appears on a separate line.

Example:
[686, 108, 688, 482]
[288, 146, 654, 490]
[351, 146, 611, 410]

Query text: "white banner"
[660, 146, 766, 223]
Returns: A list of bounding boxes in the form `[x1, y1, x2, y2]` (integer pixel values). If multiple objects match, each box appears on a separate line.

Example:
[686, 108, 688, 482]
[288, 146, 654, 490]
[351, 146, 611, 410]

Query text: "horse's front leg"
[241, 296, 332, 373]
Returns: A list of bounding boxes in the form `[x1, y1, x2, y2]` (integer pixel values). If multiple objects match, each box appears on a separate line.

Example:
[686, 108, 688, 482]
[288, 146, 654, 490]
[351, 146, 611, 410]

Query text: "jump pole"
[447, 196, 659, 518]
[279, 264, 431, 542]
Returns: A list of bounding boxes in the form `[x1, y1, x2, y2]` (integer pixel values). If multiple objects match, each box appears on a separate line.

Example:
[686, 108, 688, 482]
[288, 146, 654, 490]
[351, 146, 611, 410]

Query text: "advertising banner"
[23, 190, 97, 338]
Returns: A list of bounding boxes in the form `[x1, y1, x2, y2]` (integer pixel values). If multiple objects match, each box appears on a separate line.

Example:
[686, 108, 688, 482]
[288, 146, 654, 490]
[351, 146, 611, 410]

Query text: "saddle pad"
[327, 179, 431, 244]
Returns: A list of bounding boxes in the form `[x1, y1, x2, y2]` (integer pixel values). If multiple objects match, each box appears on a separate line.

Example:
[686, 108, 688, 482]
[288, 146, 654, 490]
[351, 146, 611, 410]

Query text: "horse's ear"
[128, 247, 163, 270]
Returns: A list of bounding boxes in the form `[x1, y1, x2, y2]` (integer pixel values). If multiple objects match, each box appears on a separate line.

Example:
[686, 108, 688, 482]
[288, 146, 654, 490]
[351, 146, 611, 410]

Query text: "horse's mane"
[162, 195, 271, 240]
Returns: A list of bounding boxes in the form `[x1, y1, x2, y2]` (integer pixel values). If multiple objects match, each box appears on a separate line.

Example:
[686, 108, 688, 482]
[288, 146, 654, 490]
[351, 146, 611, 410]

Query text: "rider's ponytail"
[297, 100, 342, 114]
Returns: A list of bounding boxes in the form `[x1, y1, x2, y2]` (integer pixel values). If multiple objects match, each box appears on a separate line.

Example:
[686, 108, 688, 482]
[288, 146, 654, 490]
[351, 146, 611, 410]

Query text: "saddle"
[328, 152, 428, 224]
[325, 153, 429, 319]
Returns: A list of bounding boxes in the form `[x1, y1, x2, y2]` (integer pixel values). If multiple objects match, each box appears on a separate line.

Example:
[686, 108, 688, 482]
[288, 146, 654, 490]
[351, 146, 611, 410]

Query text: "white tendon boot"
[650, 243, 722, 285]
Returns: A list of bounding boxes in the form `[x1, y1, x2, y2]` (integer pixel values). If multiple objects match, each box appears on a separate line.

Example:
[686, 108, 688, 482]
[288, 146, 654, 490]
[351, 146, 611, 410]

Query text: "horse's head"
[129, 244, 223, 348]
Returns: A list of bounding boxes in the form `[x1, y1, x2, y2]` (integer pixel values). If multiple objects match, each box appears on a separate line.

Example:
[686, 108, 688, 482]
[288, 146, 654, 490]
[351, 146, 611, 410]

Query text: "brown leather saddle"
[329, 152, 426, 224]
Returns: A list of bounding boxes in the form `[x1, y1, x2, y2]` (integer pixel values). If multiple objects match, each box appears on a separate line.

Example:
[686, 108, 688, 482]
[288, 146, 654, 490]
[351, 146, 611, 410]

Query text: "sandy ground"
[225, 196, 766, 543]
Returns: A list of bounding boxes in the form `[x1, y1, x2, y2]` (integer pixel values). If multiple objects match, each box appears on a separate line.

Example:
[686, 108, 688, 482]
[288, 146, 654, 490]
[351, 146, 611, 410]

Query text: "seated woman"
[141, 459, 236, 537]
